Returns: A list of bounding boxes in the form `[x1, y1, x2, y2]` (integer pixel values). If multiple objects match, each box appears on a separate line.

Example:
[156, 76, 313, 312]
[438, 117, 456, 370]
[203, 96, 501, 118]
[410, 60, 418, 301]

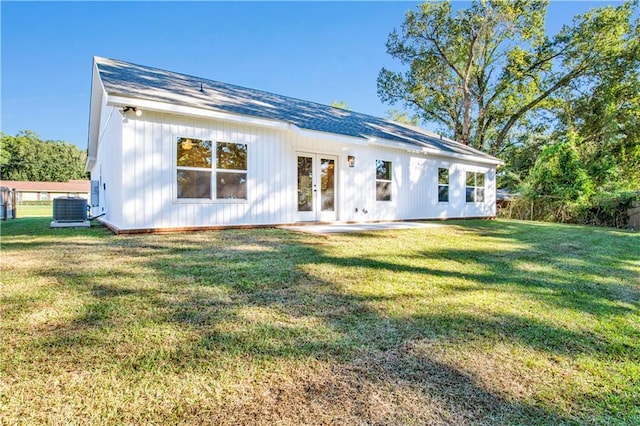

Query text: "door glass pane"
[297, 156, 313, 212]
[320, 158, 335, 211]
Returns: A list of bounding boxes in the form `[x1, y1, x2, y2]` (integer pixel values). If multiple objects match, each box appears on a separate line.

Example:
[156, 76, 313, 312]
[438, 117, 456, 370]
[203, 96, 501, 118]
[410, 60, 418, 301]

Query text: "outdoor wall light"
[347, 155, 355, 168]
[123, 106, 142, 116]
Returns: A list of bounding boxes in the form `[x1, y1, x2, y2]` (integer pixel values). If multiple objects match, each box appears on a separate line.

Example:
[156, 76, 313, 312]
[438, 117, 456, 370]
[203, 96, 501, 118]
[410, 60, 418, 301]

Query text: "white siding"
[89, 103, 123, 226]
[105, 112, 497, 231]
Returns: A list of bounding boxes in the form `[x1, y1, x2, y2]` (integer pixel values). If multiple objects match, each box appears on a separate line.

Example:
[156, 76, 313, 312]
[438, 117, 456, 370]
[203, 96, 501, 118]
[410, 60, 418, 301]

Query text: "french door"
[296, 153, 337, 222]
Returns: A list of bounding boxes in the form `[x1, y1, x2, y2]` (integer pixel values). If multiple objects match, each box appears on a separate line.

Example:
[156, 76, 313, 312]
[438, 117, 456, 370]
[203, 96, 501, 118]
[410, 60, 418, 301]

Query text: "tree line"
[0, 130, 88, 182]
[379, 0, 639, 226]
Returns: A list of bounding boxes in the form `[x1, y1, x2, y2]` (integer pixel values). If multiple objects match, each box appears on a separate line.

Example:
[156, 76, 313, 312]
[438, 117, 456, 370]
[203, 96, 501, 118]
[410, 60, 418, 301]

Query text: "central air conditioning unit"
[51, 197, 90, 228]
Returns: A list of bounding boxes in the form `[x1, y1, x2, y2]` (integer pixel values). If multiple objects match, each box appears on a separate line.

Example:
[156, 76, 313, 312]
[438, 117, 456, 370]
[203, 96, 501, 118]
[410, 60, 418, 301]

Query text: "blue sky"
[1, 1, 623, 149]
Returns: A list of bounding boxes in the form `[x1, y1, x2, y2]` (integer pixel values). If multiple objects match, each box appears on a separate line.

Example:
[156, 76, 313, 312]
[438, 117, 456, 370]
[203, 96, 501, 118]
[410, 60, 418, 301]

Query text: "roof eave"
[367, 137, 503, 166]
[86, 58, 105, 172]
[104, 94, 502, 166]
[106, 95, 292, 131]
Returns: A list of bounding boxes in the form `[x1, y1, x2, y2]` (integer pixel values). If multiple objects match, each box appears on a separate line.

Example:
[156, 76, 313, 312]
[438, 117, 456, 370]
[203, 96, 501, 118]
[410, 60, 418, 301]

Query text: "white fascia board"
[86, 62, 106, 172]
[106, 95, 291, 131]
[367, 137, 504, 166]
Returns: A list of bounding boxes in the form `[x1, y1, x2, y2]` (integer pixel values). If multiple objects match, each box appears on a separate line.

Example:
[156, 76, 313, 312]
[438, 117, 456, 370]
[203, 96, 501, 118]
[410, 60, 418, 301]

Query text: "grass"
[1, 218, 638, 425]
[16, 203, 52, 217]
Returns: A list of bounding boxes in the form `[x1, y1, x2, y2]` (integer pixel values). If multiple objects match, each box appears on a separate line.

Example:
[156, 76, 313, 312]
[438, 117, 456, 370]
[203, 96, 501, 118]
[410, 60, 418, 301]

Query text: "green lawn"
[16, 203, 52, 217]
[1, 218, 638, 425]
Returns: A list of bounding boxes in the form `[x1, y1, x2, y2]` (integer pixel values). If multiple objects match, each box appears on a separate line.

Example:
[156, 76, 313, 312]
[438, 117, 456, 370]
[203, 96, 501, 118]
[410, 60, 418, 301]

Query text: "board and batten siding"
[116, 112, 297, 230]
[90, 102, 123, 227]
[92, 110, 496, 231]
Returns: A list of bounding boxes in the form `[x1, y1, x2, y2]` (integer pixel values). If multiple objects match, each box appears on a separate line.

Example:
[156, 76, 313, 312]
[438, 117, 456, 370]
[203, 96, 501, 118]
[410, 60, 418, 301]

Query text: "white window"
[376, 160, 392, 201]
[466, 172, 485, 203]
[176, 137, 247, 200]
[176, 137, 212, 199]
[215, 142, 247, 199]
[438, 168, 449, 202]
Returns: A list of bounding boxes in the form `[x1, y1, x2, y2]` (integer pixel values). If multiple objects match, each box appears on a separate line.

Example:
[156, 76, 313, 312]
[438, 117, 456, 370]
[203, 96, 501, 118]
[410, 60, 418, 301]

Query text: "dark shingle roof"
[95, 57, 499, 163]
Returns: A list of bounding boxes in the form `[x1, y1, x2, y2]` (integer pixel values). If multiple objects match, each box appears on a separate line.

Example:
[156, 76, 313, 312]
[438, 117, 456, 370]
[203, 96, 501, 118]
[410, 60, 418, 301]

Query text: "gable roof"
[92, 56, 501, 165]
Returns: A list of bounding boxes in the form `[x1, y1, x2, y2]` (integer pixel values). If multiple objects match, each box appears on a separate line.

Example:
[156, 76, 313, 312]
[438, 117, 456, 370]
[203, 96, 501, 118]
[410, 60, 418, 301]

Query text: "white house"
[86, 57, 502, 233]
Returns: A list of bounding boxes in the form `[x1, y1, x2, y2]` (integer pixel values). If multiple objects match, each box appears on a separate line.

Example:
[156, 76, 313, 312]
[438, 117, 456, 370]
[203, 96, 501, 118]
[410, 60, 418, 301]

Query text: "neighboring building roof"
[0, 180, 90, 192]
[496, 189, 519, 202]
[93, 57, 501, 164]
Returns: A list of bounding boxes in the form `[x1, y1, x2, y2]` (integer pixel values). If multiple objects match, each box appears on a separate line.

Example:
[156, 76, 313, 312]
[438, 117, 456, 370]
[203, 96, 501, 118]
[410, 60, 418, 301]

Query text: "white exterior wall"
[335, 146, 496, 222]
[100, 111, 496, 231]
[89, 102, 123, 226]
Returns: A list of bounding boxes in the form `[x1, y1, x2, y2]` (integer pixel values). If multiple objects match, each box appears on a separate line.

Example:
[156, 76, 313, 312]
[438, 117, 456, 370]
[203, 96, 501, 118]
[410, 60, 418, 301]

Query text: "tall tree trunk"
[462, 85, 472, 145]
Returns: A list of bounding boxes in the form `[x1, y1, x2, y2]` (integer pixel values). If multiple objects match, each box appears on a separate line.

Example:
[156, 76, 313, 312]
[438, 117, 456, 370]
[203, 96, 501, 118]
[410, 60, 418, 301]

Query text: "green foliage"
[501, 189, 639, 228]
[523, 138, 593, 202]
[582, 191, 640, 228]
[549, 2, 640, 191]
[497, 129, 547, 190]
[0, 130, 88, 182]
[378, 0, 551, 151]
[378, 0, 639, 166]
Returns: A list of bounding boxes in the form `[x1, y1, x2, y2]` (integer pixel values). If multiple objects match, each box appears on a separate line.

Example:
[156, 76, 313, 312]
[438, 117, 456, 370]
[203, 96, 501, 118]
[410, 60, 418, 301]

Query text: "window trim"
[465, 171, 486, 204]
[437, 167, 449, 203]
[215, 141, 248, 200]
[375, 159, 393, 202]
[174, 136, 249, 204]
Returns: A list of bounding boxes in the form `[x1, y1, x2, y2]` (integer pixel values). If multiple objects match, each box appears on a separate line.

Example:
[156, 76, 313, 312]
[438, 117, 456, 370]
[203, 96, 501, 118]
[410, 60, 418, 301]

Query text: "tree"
[0, 130, 88, 181]
[523, 135, 593, 202]
[548, 7, 640, 190]
[377, 0, 639, 156]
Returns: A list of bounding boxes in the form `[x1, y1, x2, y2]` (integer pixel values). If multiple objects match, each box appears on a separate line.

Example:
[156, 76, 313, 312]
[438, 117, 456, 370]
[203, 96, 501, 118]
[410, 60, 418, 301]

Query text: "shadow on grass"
[6, 218, 639, 423]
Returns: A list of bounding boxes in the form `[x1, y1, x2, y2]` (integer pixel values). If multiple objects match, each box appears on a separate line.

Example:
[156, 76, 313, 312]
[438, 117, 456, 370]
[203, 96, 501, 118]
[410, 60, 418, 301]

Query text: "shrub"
[581, 191, 640, 228]
[499, 191, 639, 228]
[523, 139, 593, 202]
